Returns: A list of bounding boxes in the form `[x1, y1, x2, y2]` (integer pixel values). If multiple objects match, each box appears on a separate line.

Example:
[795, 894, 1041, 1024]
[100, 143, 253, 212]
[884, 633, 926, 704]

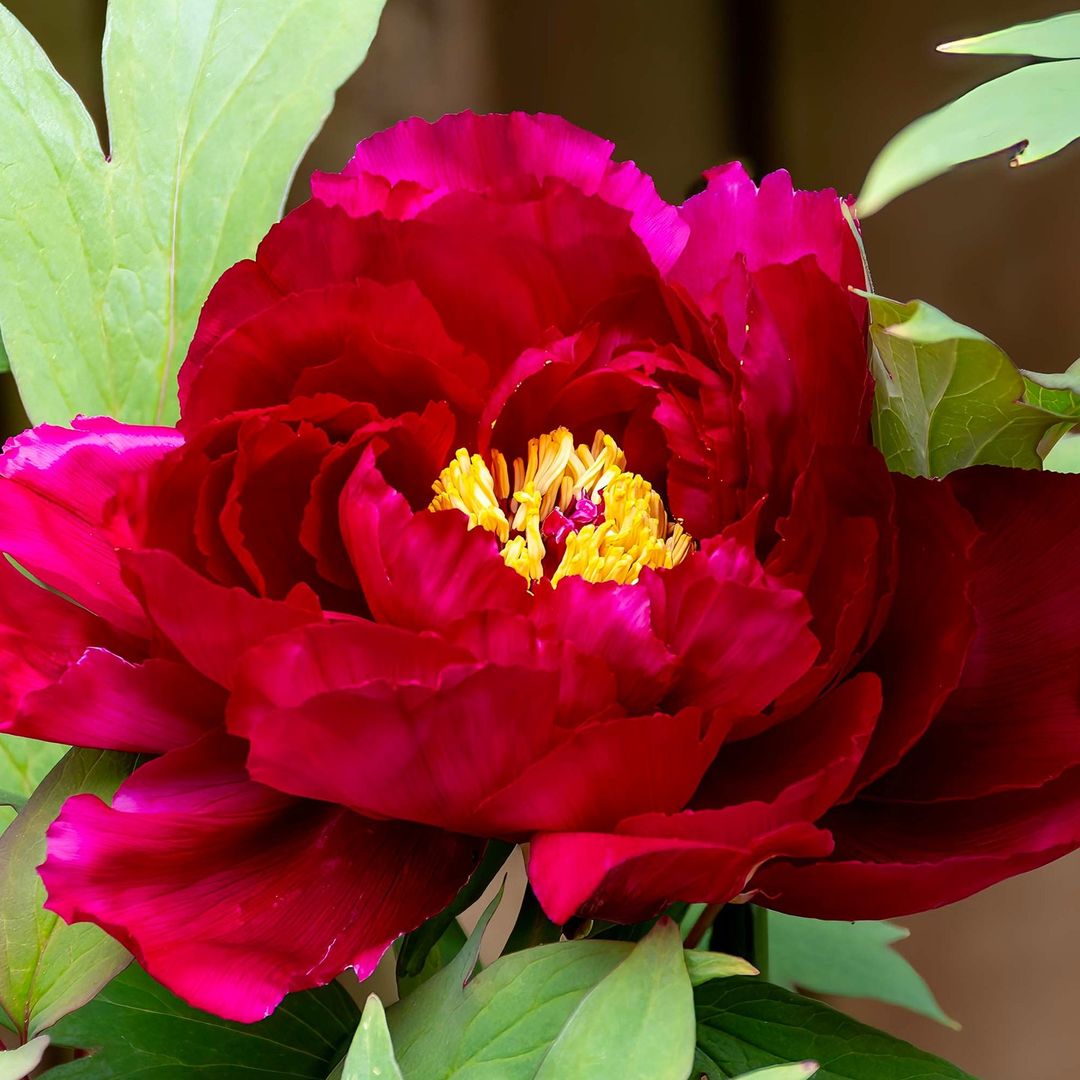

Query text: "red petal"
[874, 467, 1080, 801]
[120, 550, 320, 687]
[41, 734, 481, 1022]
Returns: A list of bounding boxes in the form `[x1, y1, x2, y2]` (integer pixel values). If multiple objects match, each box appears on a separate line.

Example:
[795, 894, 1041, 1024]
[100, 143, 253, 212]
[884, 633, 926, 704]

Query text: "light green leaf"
[0, 749, 134, 1040]
[1021, 359, 1080, 420]
[684, 949, 757, 986]
[0, 1034, 47, 1079]
[860, 12, 1080, 214]
[1044, 429, 1080, 472]
[868, 293, 1067, 476]
[694, 977, 975, 1079]
[0, 735, 67, 809]
[341, 995, 404, 1080]
[389, 910, 707, 1080]
[733, 1066, 818, 1080]
[767, 913, 956, 1028]
[535, 919, 694, 1080]
[44, 963, 359, 1079]
[0, 0, 385, 425]
[939, 12, 1080, 59]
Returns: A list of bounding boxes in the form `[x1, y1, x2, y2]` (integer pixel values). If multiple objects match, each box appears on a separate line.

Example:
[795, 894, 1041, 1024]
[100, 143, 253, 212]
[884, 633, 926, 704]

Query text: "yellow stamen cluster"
[429, 427, 692, 587]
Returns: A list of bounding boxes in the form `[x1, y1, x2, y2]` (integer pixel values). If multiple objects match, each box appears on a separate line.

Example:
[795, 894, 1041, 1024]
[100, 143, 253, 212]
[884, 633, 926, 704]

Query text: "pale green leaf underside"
[767, 912, 956, 1029]
[0, 0, 385, 425]
[939, 11, 1080, 60]
[1044, 430, 1080, 472]
[341, 995, 404, 1080]
[868, 293, 1069, 477]
[0, 749, 134, 1039]
[860, 55, 1080, 215]
[0, 1034, 47, 1079]
[733, 1066, 819, 1080]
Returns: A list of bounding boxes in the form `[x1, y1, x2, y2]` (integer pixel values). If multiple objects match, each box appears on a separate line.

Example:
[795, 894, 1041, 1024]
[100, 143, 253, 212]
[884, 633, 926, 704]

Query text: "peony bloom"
[0, 112, 1077, 1021]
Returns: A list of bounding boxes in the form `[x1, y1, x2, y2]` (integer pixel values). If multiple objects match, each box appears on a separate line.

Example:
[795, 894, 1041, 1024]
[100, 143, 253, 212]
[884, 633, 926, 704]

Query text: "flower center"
[429, 427, 693, 586]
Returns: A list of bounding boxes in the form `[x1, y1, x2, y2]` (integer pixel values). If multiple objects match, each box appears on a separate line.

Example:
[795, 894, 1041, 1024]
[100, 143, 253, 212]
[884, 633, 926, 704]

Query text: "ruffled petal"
[41, 734, 481, 1021]
[13, 651, 222, 753]
[312, 111, 688, 272]
[0, 419, 181, 632]
[120, 550, 321, 687]
[340, 449, 528, 631]
[872, 467, 1080, 801]
[672, 163, 864, 317]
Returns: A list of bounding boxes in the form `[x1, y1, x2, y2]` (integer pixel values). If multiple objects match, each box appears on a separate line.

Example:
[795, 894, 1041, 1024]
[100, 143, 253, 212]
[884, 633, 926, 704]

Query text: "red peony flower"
[0, 112, 1077, 1021]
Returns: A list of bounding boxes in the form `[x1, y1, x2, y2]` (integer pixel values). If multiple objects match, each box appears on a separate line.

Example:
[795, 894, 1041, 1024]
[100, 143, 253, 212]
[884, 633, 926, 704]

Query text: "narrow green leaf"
[733, 1066, 818, 1080]
[694, 978, 974, 1080]
[0, 1034, 47, 1079]
[0, 0, 386, 425]
[684, 950, 758, 987]
[767, 913, 956, 1028]
[44, 964, 359, 1079]
[0, 749, 134, 1040]
[535, 919, 694, 1080]
[868, 293, 1065, 476]
[0, 735, 67, 810]
[939, 12, 1080, 59]
[861, 12, 1080, 214]
[397, 919, 467, 999]
[341, 995, 404, 1080]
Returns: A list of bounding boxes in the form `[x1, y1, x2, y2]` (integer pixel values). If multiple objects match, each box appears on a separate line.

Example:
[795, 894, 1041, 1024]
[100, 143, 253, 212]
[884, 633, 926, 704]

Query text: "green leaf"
[0, 0, 385, 425]
[733, 1066, 818, 1080]
[534, 919, 695, 1079]
[767, 913, 956, 1028]
[0, 734, 67, 809]
[340, 995, 404, 1080]
[0, 1035, 48, 1079]
[868, 293, 1067, 476]
[44, 964, 359, 1079]
[685, 950, 758, 987]
[389, 909, 710, 1080]
[397, 918, 467, 999]
[1021, 359, 1080, 420]
[860, 12, 1080, 214]
[0, 749, 134, 1041]
[694, 977, 975, 1080]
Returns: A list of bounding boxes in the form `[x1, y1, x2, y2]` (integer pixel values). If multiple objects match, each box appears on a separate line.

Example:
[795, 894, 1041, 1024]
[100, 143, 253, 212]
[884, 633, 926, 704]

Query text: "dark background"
[6, 3, 1080, 1076]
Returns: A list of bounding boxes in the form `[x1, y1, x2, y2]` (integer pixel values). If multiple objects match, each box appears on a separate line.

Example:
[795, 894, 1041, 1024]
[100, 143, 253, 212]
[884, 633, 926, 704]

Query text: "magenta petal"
[40, 734, 481, 1021]
[120, 549, 321, 687]
[312, 111, 688, 272]
[14, 651, 222, 753]
[0, 557, 120, 728]
[0, 419, 181, 633]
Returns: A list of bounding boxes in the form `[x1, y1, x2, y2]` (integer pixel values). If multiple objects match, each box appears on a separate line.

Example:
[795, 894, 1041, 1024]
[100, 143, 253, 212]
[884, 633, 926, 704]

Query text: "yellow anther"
[429, 427, 693, 587]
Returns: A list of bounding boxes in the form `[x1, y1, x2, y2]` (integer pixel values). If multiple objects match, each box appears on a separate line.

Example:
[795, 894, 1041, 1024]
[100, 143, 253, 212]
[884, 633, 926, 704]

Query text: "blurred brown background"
[7, 2, 1080, 1077]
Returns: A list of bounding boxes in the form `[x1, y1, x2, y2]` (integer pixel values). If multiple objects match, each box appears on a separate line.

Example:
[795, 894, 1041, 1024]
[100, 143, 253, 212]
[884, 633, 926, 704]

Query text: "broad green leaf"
[694, 978, 974, 1080]
[389, 907, 726, 1080]
[860, 13, 1080, 214]
[0, 735, 67, 809]
[767, 913, 956, 1028]
[0, 1034, 47, 1079]
[0, 0, 385, 425]
[534, 919, 694, 1080]
[1021, 359, 1080, 420]
[868, 293, 1066, 476]
[44, 964, 359, 1079]
[341, 995, 404, 1080]
[0, 749, 134, 1040]
[734, 1066, 818, 1080]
